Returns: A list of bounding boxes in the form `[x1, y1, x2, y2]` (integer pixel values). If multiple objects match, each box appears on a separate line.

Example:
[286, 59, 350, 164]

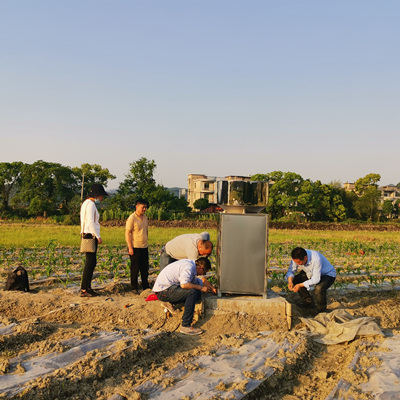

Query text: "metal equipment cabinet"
[217, 213, 269, 298]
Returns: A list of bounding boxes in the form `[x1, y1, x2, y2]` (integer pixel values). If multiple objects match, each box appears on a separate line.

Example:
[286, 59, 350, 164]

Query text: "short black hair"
[291, 247, 307, 260]
[196, 257, 211, 272]
[135, 198, 149, 207]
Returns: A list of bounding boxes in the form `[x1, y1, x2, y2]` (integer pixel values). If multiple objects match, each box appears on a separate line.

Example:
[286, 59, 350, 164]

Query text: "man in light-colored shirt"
[125, 198, 149, 293]
[153, 257, 217, 336]
[160, 232, 213, 271]
[286, 247, 336, 312]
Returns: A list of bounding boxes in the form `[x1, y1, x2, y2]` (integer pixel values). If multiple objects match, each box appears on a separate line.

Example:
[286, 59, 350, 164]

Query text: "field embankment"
[103, 219, 400, 232]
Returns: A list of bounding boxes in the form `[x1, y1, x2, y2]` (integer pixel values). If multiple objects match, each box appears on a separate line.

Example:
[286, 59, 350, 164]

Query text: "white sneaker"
[180, 326, 203, 335]
[160, 302, 177, 314]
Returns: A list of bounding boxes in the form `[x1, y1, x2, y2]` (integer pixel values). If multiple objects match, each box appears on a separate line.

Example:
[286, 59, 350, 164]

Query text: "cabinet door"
[219, 214, 266, 295]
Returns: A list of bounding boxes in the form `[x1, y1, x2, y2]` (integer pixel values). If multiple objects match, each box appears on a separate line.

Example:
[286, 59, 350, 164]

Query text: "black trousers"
[293, 270, 336, 311]
[129, 247, 149, 290]
[159, 250, 177, 271]
[81, 236, 98, 290]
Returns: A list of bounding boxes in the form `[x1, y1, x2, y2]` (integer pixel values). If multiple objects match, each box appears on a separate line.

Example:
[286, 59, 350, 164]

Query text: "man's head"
[291, 247, 308, 265]
[197, 240, 213, 257]
[135, 198, 149, 216]
[195, 257, 211, 276]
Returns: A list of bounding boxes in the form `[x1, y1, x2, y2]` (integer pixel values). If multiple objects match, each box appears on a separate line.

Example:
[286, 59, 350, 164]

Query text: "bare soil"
[0, 283, 399, 400]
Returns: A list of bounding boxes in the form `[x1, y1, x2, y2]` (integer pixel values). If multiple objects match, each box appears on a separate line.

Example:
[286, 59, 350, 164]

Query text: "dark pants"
[156, 284, 202, 327]
[293, 271, 336, 311]
[159, 251, 177, 272]
[129, 247, 149, 290]
[81, 236, 98, 290]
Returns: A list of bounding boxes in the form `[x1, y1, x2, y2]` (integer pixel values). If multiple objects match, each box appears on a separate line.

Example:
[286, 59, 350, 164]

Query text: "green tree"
[12, 161, 77, 216]
[353, 173, 382, 221]
[252, 171, 303, 219]
[394, 199, 400, 216]
[193, 198, 210, 212]
[111, 158, 190, 213]
[355, 173, 381, 194]
[298, 180, 347, 222]
[0, 161, 24, 211]
[340, 189, 358, 220]
[72, 163, 116, 199]
[382, 200, 394, 218]
[354, 187, 382, 221]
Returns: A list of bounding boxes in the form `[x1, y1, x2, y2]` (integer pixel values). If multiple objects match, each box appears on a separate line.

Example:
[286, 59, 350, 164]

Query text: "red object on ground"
[145, 294, 158, 302]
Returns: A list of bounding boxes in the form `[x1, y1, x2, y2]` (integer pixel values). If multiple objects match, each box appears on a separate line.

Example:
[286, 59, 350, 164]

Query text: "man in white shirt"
[153, 257, 217, 335]
[286, 247, 336, 312]
[159, 232, 213, 271]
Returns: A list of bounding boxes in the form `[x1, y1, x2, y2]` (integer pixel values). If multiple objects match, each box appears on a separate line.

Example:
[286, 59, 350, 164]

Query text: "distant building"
[167, 187, 187, 200]
[343, 182, 356, 191]
[179, 188, 188, 200]
[380, 184, 400, 204]
[343, 181, 400, 205]
[187, 174, 251, 210]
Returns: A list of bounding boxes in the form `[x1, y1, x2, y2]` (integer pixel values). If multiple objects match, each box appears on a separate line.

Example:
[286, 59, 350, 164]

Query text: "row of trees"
[251, 172, 399, 222]
[0, 158, 189, 221]
[0, 157, 398, 223]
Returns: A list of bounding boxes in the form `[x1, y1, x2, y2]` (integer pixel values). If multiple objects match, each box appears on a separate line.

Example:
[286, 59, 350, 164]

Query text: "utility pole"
[81, 173, 85, 201]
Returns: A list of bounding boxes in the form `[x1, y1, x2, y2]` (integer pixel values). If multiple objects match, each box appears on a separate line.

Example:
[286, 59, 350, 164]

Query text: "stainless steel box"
[217, 213, 268, 297]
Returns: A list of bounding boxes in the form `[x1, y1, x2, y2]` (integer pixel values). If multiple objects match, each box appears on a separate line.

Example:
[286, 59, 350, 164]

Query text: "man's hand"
[201, 278, 218, 294]
[128, 248, 134, 256]
[291, 284, 303, 292]
[97, 238, 103, 245]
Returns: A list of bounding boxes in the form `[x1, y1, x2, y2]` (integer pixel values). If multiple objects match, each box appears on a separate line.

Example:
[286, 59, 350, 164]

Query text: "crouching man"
[153, 257, 217, 336]
[286, 247, 336, 313]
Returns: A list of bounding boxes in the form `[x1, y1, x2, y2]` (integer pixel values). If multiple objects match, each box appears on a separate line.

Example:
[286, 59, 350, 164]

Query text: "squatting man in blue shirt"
[286, 247, 337, 313]
[152, 257, 217, 336]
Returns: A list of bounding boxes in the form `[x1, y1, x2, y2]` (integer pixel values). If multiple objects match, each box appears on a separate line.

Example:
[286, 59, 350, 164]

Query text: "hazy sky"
[1, 1, 399, 189]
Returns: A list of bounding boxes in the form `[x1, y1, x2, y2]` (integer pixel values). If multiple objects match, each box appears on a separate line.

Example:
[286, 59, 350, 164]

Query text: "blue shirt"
[153, 259, 203, 292]
[285, 249, 336, 290]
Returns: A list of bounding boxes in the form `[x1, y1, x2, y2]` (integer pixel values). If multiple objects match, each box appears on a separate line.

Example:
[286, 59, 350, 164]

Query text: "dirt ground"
[0, 282, 399, 400]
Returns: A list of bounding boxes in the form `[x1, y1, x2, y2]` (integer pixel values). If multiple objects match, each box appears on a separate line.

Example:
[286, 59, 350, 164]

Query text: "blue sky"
[1, 1, 399, 189]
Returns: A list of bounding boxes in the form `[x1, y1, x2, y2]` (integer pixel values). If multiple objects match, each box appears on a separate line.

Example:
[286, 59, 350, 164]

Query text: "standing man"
[153, 257, 217, 335]
[160, 232, 213, 271]
[125, 198, 149, 294]
[286, 247, 336, 313]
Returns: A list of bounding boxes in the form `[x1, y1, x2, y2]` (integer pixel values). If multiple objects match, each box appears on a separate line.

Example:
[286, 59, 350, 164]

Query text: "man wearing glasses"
[153, 257, 217, 336]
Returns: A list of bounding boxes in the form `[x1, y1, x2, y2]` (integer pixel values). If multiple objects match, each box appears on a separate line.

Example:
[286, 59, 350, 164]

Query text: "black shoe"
[86, 288, 99, 297]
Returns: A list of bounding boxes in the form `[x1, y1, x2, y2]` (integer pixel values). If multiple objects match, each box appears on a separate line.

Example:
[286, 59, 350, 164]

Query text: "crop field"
[268, 239, 400, 292]
[1, 225, 400, 399]
[0, 228, 399, 293]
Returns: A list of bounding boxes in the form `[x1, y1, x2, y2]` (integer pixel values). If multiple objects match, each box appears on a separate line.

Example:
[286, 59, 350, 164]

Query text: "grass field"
[1, 223, 400, 292]
[1, 223, 400, 247]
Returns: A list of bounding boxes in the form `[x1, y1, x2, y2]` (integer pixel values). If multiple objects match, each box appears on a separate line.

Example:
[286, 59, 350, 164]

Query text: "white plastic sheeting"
[300, 309, 384, 344]
[134, 331, 301, 399]
[326, 335, 400, 399]
[0, 329, 129, 397]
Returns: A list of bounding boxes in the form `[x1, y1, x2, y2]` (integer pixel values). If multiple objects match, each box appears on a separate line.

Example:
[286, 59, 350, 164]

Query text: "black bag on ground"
[5, 266, 30, 292]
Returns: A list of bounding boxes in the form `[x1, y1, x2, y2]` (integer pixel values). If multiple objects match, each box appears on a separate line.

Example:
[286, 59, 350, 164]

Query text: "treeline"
[0, 158, 190, 224]
[252, 172, 399, 222]
[0, 158, 398, 224]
